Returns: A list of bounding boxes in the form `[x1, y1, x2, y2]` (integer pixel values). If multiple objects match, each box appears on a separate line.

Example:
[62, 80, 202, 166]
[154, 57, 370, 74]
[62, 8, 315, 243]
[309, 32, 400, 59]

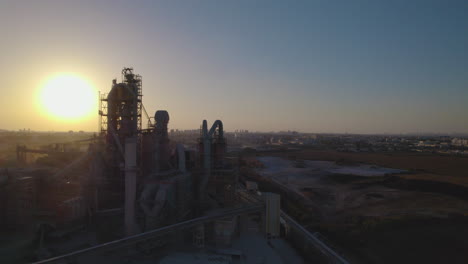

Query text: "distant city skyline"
[1, 0, 467, 134]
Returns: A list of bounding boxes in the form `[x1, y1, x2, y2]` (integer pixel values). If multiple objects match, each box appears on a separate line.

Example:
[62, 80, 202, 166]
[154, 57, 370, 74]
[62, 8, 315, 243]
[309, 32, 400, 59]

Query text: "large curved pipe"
[176, 144, 186, 172]
[203, 120, 223, 138]
[200, 120, 224, 194]
[209, 120, 223, 138]
[140, 184, 168, 217]
[202, 120, 224, 170]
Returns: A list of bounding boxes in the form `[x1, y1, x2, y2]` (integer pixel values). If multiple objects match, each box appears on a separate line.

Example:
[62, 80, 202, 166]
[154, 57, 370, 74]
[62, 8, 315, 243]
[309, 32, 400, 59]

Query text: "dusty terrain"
[263, 149, 468, 185]
[241, 149, 468, 264]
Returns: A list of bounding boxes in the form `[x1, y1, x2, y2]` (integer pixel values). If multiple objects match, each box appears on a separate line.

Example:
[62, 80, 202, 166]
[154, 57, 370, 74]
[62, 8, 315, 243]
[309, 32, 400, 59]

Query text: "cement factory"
[0, 68, 348, 264]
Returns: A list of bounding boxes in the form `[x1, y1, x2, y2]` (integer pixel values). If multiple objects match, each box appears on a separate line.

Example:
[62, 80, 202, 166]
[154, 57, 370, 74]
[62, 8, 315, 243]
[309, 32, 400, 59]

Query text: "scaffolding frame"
[99, 68, 144, 135]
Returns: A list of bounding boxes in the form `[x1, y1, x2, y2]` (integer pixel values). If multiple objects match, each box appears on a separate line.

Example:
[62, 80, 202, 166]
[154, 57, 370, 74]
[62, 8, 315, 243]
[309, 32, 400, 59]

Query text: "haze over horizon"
[1, 0, 467, 134]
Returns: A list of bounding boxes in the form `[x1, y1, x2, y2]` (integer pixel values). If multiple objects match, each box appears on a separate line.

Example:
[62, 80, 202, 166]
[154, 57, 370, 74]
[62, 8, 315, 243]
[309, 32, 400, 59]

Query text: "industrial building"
[0, 68, 348, 264]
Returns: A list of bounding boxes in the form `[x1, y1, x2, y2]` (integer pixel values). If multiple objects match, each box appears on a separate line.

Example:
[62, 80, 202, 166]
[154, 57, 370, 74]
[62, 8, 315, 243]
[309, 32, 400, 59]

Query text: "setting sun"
[39, 74, 96, 120]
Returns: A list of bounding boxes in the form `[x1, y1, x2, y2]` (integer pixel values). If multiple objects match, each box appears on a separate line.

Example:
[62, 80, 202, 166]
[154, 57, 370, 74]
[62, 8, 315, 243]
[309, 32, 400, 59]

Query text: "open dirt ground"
[244, 149, 468, 263]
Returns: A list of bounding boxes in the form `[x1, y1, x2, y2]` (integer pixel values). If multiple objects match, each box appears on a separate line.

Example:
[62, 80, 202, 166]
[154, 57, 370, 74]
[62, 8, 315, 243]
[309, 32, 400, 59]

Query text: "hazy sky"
[1, 0, 467, 133]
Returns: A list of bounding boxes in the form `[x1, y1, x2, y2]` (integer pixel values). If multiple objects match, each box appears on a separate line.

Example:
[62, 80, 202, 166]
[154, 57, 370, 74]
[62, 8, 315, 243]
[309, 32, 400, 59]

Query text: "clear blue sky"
[1, 0, 467, 133]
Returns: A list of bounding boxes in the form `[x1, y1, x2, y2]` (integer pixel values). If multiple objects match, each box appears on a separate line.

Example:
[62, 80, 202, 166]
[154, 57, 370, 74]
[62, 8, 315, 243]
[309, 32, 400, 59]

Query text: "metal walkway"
[280, 210, 350, 264]
[34, 204, 264, 264]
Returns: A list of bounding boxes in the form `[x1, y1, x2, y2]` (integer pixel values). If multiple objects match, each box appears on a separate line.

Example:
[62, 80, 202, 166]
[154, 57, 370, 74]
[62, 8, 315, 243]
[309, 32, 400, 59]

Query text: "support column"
[125, 137, 137, 236]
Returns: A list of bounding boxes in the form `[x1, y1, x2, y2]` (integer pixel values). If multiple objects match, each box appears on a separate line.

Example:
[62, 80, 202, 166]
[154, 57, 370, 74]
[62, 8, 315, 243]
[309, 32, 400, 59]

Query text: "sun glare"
[40, 74, 96, 120]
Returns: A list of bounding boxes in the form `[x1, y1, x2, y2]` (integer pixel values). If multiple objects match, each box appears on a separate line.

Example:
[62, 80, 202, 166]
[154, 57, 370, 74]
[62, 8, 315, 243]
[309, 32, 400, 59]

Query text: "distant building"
[452, 138, 468, 146]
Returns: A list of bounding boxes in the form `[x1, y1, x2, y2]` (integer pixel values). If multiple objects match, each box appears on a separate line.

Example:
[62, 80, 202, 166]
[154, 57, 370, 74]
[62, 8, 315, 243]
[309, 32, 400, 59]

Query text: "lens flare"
[40, 74, 96, 120]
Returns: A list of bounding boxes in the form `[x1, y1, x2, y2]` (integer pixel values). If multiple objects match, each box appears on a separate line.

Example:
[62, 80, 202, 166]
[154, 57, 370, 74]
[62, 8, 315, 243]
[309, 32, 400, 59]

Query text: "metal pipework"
[200, 120, 224, 194]
[201, 120, 224, 170]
